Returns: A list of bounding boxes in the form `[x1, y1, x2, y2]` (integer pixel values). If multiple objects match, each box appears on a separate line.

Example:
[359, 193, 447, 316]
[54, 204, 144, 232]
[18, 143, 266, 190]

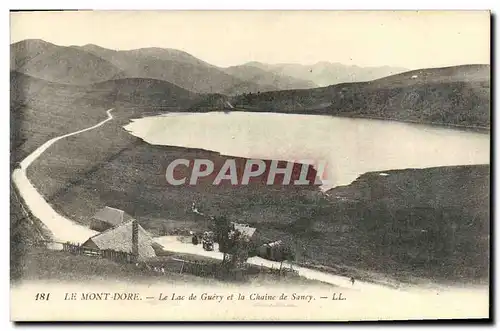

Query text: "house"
[257, 240, 293, 262]
[90, 206, 134, 232]
[231, 222, 261, 244]
[232, 222, 257, 239]
[82, 219, 156, 262]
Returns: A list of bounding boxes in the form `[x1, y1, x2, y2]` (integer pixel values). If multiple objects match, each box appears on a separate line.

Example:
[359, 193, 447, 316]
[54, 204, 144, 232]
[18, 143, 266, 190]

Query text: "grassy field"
[12, 247, 221, 285]
[11, 72, 112, 165]
[12, 246, 330, 287]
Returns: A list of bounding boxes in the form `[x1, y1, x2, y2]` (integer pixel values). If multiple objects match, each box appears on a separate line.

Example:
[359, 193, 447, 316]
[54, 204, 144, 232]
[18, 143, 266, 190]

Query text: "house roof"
[266, 240, 283, 248]
[83, 220, 155, 261]
[232, 222, 257, 238]
[92, 206, 134, 226]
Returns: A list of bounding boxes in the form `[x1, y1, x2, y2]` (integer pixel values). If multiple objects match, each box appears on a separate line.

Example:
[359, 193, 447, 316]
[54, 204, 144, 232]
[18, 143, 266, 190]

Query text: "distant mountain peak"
[315, 61, 333, 66]
[11, 41, 124, 85]
[80, 43, 110, 50]
[245, 61, 265, 66]
[11, 38, 56, 47]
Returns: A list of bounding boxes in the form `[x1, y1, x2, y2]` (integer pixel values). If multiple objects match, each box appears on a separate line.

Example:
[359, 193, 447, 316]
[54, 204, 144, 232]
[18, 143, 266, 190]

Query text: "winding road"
[11, 108, 114, 243]
[154, 236, 394, 292]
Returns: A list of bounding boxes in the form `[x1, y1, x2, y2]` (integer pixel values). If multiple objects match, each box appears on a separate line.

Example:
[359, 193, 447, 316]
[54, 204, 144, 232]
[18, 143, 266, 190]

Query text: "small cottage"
[232, 222, 257, 240]
[257, 240, 293, 262]
[82, 219, 156, 261]
[90, 206, 134, 232]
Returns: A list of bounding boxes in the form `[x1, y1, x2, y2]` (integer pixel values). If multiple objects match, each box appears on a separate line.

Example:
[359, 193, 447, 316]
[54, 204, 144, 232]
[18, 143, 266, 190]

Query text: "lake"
[123, 112, 490, 190]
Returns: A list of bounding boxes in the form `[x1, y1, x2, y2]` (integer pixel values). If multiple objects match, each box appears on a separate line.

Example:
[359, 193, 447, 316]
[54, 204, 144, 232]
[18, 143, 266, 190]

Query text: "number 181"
[35, 293, 50, 301]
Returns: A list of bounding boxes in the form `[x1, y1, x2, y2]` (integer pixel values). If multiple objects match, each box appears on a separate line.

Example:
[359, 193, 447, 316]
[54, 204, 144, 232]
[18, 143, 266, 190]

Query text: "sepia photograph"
[9, 10, 490, 321]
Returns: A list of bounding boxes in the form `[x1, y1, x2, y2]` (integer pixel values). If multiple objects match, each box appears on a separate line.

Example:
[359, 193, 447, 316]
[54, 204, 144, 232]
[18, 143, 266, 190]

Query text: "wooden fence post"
[179, 261, 185, 275]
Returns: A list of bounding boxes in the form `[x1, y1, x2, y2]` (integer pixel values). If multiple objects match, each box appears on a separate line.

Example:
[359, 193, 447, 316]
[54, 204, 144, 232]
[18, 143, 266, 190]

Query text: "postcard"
[10, 10, 490, 321]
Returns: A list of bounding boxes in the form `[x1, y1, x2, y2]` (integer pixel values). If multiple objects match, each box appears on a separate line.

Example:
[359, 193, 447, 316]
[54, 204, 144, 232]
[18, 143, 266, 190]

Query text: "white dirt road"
[155, 236, 397, 293]
[11, 108, 114, 244]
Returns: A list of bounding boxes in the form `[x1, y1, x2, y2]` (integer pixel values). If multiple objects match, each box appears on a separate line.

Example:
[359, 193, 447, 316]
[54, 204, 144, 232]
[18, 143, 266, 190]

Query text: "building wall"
[81, 238, 99, 249]
[90, 219, 113, 232]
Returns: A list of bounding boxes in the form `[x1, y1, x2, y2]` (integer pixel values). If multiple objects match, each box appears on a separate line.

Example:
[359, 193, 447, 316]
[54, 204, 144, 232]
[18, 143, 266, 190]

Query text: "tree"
[212, 216, 229, 247]
[212, 216, 252, 268]
[226, 227, 253, 267]
[278, 245, 296, 272]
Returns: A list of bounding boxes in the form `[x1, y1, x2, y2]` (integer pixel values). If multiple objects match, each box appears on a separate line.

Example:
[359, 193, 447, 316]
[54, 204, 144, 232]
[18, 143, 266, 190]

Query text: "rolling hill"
[79, 44, 217, 68]
[10, 71, 202, 165]
[88, 77, 199, 108]
[74, 44, 266, 95]
[10, 71, 101, 163]
[231, 64, 491, 129]
[10, 39, 60, 70]
[245, 61, 409, 87]
[367, 64, 490, 86]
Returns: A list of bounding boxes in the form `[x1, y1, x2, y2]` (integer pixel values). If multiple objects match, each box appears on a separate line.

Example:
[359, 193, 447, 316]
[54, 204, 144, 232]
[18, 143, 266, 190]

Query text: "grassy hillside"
[10, 72, 108, 164]
[12, 40, 267, 94]
[13, 246, 327, 286]
[88, 78, 199, 108]
[10, 72, 202, 165]
[231, 65, 490, 129]
[322, 165, 489, 283]
[12, 247, 223, 284]
[371, 64, 490, 86]
[75, 44, 265, 95]
[79, 44, 214, 67]
[10, 39, 60, 70]
[16, 40, 396, 95]
[187, 93, 233, 111]
[10, 187, 45, 281]
[12, 40, 124, 85]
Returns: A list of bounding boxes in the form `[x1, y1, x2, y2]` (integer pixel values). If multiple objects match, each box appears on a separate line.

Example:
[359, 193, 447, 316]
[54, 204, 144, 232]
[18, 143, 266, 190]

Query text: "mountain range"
[10, 39, 490, 129]
[11, 39, 408, 94]
[244, 61, 408, 87]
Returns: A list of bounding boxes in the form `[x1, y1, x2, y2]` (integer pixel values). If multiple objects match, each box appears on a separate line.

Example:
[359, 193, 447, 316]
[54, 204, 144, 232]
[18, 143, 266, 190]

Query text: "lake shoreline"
[130, 106, 490, 134]
[124, 110, 490, 192]
[329, 112, 490, 134]
[224, 107, 491, 134]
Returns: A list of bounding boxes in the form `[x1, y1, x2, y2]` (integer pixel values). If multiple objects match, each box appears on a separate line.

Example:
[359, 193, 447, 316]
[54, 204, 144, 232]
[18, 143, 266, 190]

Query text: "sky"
[10, 10, 490, 69]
